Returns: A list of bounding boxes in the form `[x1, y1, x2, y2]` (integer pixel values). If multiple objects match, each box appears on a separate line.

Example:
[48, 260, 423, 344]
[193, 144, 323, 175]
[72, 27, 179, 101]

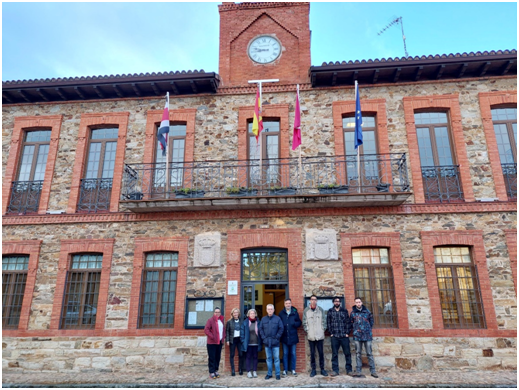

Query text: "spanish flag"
[252, 89, 263, 142]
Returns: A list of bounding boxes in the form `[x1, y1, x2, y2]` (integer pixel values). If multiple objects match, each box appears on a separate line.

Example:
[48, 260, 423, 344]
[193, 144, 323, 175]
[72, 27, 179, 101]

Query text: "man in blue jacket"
[259, 304, 284, 380]
[278, 298, 302, 377]
[350, 297, 378, 378]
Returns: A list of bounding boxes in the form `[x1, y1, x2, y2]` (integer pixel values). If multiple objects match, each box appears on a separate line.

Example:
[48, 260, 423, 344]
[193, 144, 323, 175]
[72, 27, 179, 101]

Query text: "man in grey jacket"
[302, 295, 328, 377]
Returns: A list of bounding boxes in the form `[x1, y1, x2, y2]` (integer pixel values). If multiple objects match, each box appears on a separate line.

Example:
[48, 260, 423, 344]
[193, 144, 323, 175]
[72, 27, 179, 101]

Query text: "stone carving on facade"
[194, 232, 221, 267]
[306, 229, 338, 260]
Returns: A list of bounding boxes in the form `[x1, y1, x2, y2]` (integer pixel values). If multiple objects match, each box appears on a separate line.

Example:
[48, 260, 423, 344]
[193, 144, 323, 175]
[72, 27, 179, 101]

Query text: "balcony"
[421, 165, 464, 203]
[120, 154, 411, 212]
[6, 180, 43, 215]
[77, 178, 113, 213]
[502, 163, 517, 200]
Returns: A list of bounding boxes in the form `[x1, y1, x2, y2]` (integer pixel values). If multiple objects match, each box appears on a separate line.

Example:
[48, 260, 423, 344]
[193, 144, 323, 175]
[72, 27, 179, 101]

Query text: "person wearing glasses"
[326, 297, 353, 377]
[226, 308, 244, 376]
[303, 295, 328, 377]
[204, 307, 225, 379]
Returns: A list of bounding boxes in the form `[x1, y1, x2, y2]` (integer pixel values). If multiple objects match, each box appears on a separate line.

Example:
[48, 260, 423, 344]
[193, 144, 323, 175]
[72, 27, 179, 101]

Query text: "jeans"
[308, 339, 324, 370]
[331, 336, 352, 373]
[245, 345, 258, 372]
[229, 337, 244, 373]
[354, 340, 376, 374]
[265, 346, 281, 376]
[207, 343, 223, 374]
[282, 343, 297, 372]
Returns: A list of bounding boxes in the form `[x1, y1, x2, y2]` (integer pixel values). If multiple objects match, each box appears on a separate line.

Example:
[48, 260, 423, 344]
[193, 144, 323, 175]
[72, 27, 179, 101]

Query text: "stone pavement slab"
[2, 368, 517, 388]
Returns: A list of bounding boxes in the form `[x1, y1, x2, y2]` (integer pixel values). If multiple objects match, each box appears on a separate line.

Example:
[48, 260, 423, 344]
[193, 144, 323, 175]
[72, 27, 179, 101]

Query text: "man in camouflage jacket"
[350, 297, 378, 378]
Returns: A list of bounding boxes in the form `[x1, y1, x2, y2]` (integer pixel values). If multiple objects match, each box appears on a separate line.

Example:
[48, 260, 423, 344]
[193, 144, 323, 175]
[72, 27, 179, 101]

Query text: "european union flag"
[354, 81, 363, 150]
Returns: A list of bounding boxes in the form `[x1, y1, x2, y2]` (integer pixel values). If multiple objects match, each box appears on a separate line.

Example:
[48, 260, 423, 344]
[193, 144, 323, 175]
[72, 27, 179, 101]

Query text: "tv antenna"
[378, 16, 409, 58]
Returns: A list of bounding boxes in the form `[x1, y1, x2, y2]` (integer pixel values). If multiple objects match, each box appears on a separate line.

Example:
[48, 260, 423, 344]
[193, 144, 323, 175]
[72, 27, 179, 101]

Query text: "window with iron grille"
[139, 252, 178, 328]
[60, 254, 102, 329]
[248, 120, 280, 187]
[78, 128, 118, 212]
[434, 246, 486, 329]
[352, 248, 397, 328]
[2, 255, 30, 329]
[491, 107, 517, 199]
[7, 130, 51, 214]
[154, 123, 187, 192]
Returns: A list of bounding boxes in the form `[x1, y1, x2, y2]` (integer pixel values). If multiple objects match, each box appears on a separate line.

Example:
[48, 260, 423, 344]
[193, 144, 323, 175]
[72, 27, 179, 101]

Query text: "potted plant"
[127, 191, 143, 200]
[174, 188, 206, 198]
[317, 183, 349, 194]
[376, 183, 390, 192]
[268, 186, 297, 195]
[225, 187, 258, 197]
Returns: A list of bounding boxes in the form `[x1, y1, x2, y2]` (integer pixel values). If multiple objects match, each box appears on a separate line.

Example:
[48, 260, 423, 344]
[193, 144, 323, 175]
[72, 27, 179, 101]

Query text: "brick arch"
[478, 91, 517, 201]
[403, 94, 474, 203]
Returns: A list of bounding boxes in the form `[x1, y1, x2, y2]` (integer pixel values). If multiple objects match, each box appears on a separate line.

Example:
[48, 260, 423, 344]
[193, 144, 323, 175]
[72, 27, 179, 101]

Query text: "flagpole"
[165, 92, 170, 197]
[355, 81, 361, 193]
[297, 84, 302, 188]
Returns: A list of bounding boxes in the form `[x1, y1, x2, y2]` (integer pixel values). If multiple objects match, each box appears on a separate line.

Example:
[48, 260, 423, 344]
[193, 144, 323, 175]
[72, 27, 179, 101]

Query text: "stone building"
[2, 2, 517, 375]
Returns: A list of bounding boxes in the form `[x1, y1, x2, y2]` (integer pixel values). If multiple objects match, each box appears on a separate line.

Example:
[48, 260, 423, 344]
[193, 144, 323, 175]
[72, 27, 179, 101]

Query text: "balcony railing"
[121, 154, 410, 211]
[502, 163, 517, 199]
[421, 165, 463, 203]
[77, 178, 113, 213]
[6, 180, 43, 215]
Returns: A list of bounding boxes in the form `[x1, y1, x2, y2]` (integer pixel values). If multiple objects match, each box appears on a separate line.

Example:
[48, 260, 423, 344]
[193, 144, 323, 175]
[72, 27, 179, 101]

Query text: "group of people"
[204, 296, 378, 380]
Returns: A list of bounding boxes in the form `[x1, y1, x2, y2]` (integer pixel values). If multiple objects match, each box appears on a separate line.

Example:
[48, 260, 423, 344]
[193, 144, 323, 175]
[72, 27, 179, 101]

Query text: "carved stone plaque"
[306, 229, 338, 261]
[194, 232, 221, 267]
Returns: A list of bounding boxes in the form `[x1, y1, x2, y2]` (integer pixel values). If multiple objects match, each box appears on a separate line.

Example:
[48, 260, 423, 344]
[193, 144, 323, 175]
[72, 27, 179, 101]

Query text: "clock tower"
[218, 2, 311, 87]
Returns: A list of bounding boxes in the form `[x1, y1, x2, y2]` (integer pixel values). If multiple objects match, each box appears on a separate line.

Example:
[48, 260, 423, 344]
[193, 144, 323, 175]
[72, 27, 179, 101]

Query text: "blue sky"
[2, 2, 517, 82]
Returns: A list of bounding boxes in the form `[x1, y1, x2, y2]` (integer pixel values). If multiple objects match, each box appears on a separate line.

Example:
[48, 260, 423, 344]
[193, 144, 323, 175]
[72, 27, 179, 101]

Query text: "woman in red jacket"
[204, 307, 225, 379]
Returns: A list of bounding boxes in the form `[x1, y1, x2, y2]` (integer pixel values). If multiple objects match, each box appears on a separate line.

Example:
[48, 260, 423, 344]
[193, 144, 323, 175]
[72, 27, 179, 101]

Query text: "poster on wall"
[185, 297, 225, 329]
[228, 281, 238, 295]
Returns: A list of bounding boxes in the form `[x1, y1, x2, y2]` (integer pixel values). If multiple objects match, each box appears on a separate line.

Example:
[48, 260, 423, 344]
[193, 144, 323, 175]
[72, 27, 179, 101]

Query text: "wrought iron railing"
[6, 180, 43, 214]
[501, 163, 517, 199]
[121, 154, 409, 200]
[77, 178, 113, 213]
[421, 165, 463, 203]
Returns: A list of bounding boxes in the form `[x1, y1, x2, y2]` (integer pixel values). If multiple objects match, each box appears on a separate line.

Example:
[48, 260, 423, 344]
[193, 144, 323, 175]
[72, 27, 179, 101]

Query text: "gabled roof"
[2, 70, 220, 104]
[310, 50, 517, 87]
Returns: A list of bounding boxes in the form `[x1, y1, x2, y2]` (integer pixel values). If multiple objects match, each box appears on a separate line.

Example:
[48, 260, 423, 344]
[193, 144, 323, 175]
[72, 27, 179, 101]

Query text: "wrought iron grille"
[6, 180, 43, 214]
[77, 178, 113, 213]
[138, 252, 178, 328]
[121, 153, 410, 200]
[60, 254, 102, 329]
[421, 165, 464, 203]
[242, 250, 288, 281]
[502, 163, 517, 199]
[2, 256, 29, 329]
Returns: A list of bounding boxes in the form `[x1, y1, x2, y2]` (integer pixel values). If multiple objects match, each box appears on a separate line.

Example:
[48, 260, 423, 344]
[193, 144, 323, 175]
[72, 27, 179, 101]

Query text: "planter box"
[127, 192, 143, 200]
[175, 190, 205, 199]
[376, 183, 390, 192]
[318, 185, 349, 195]
[268, 187, 297, 196]
[227, 189, 258, 197]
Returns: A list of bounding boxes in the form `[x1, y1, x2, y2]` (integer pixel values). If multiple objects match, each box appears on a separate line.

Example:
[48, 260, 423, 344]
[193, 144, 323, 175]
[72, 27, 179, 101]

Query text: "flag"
[292, 85, 301, 150]
[354, 82, 363, 150]
[157, 93, 170, 156]
[252, 89, 263, 142]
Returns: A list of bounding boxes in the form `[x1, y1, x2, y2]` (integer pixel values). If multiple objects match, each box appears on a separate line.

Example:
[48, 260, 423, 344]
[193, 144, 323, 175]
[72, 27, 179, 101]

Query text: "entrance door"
[241, 249, 289, 366]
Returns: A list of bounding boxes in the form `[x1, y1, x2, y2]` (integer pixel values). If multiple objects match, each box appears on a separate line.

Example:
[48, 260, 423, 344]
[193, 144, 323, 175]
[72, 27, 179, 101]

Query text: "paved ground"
[3, 368, 517, 388]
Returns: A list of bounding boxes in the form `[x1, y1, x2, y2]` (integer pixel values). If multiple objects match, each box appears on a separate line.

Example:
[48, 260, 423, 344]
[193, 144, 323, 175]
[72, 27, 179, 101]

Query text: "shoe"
[247, 371, 252, 378]
[292, 370, 297, 377]
[276, 375, 281, 380]
[210, 373, 216, 379]
[371, 372, 379, 378]
[310, 370, 316, 377]
[347, 371, 353, 376]
[282, 370, 287, 377]
[253, 371, 258, 378]
[265, 375, 272, 380]
[321, 370, 328, 377]
[231, 370, 235, 376]
[215, 371, 220, 378]
[354, 372, 362, 377]
[239, 370, 243, 375]
[330, 371, 339, 377]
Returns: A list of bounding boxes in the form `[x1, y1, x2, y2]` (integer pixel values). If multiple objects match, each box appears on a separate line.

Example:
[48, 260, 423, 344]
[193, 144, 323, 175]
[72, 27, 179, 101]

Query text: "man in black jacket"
[278, 298, 302, 377]
[326, 297, 353, 376]
[259, 304, 284, 380]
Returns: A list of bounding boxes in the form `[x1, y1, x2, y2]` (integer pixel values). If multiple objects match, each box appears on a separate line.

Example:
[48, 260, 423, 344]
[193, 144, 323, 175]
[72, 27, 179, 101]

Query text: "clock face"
[248, 36, 281, 64]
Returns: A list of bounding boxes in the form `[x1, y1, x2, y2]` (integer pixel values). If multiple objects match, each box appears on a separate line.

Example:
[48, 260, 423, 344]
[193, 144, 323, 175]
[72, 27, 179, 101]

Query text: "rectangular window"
[2, 256, 29, 329]
[139, 252, 178, 328]
[415, 112, 463, 202]
[154, 124, 187, 192]
[78, 128, 118, 212]
[248, 120, 280, 186]
[352, 248, 397, 328]
[492, 107, 517, 199]
[434, 246, 486, 329]
[60, 254, 102, 329]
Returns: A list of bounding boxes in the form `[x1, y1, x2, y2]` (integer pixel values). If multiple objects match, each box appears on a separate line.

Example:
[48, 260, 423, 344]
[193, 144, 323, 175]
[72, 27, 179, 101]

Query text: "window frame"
[247, 118, 281, 161]
[351, 247, 398, 329]
[83, 127, 119, 180]
[16, 129, 52, 182]
[491, 107, 517, 164]
[414, 111, 456, 167]
[342, 114, 378, 156]
[2, 255, 30, 330]
[138, 251, 179, 329]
